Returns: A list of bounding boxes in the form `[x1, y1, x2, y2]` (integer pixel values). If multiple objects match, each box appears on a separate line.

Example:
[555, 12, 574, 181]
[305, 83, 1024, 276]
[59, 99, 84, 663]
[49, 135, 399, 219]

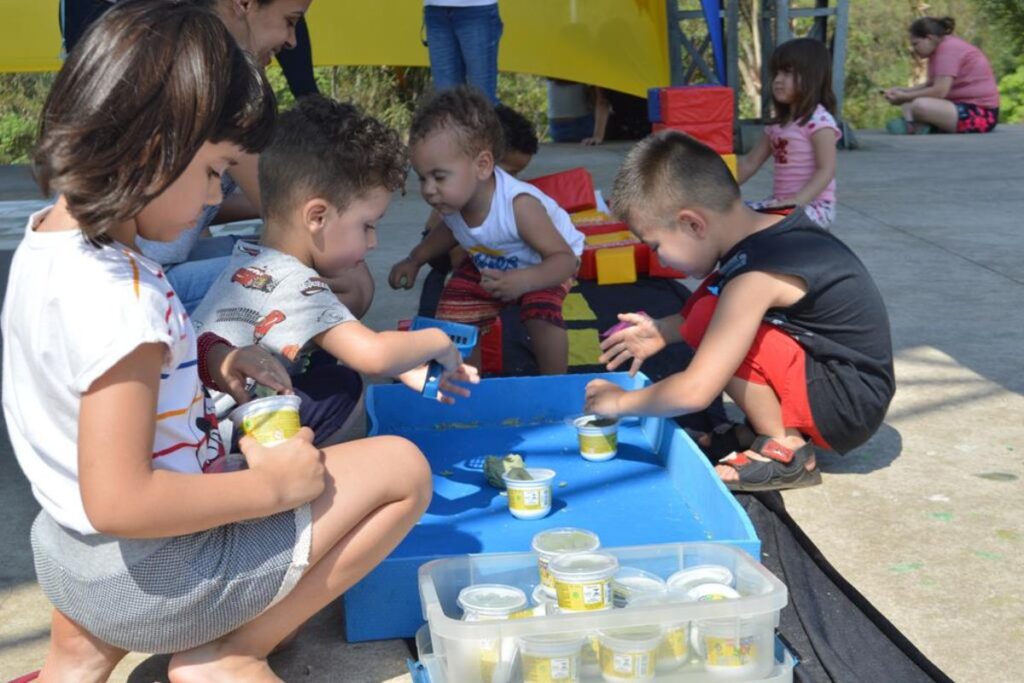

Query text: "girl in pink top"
[884, 16, 1000, 135]
[738, 38, 842, 229]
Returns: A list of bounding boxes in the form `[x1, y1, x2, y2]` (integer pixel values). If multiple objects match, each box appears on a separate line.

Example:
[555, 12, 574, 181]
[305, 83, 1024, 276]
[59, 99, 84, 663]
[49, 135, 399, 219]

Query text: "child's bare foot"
[168, 643, 283, 683]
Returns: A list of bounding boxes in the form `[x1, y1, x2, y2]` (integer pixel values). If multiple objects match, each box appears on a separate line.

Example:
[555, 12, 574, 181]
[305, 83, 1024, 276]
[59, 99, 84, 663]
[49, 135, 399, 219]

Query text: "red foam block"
[526, 167, 596, 213]
[659, 86, 735, 126]
[653, 121, 734, 155]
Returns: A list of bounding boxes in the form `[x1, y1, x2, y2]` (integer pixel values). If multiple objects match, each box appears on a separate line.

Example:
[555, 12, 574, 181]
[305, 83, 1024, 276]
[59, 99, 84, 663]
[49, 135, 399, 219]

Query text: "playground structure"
[1, 1, 852, 146]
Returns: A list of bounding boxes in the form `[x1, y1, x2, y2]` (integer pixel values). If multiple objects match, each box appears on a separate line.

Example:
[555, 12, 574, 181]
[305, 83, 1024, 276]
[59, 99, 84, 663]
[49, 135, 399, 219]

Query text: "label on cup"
[555, 578, 610, 611]
[663, 627, 688, 659]
[510, 487, 549, 511]
[580, 432, 616, 455]
[538, 557, 554, 589]
[479, 638, 501, 681]
[523, 654, 575, 682]
[602, 648, 652, 678]
[705, 635, 756, 667]
[242, 409, 300, 446]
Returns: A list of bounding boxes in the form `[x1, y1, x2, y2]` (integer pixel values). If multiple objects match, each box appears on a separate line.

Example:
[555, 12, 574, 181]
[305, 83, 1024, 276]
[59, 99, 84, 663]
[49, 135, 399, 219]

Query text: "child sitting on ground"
[1, 5, 433, 681]
[193, 95, 479, 432]
[388, 86, 584, 374]
[586, 131, 894, 491]
[738, 38, 842, 229]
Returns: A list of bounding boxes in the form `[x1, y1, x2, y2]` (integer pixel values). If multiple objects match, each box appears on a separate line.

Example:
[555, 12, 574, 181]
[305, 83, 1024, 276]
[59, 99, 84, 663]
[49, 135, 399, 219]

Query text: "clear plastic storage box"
[416, 542, 789, 682]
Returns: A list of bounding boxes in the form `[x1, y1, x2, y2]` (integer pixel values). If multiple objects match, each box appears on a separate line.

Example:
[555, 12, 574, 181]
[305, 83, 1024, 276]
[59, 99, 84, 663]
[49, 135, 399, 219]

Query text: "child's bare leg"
[903, 97, 958, 133]
[525, 319, 568, 375]
[167, 435, 432, 683]
[38, 609, 126, 683]
[716, 376, 814, 482]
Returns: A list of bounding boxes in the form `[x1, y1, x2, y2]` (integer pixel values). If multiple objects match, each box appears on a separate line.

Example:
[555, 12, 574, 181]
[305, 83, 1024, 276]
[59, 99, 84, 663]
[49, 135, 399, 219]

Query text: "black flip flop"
[720, 436, 822, 492]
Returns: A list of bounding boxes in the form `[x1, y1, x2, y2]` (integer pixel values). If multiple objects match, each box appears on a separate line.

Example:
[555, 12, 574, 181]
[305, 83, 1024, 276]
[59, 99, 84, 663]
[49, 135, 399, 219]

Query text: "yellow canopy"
[0, 1, 669, 96]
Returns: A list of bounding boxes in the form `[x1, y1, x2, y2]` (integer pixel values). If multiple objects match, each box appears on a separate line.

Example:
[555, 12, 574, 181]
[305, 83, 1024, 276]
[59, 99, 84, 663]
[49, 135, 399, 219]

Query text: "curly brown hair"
[259, 95, 408, 220]
[409, 85, 504, 160]
[34, 0, 276, 244]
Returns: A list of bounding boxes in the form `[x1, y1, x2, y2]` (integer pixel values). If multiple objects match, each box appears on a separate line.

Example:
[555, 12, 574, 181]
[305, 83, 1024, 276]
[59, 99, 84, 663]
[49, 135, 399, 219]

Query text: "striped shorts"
[436, 260, 571, 329]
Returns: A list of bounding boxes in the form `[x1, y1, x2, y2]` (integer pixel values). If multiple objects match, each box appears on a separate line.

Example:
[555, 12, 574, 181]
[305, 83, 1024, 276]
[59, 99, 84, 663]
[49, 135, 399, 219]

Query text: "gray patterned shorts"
[30, 504, 312, 653]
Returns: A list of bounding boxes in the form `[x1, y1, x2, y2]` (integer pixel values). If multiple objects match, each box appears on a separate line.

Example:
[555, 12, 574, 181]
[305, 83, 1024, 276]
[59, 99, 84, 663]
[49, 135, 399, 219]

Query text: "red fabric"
[659, 85, 735, 125]
[480, 315, 503, 374]
[196, 331, 233, 392]
[525, 167, 596, 213]
[653, 121, 734, 154]
[436, 260, 571, 329]
[679, 277, 832, 449]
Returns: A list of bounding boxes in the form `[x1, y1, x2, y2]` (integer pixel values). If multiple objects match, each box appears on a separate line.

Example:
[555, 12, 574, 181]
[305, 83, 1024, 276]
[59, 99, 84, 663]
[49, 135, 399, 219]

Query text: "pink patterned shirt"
[766, 104, 841, 203]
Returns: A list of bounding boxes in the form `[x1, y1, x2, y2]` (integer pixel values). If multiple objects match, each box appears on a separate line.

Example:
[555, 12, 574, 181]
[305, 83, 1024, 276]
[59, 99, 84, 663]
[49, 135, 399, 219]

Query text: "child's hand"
[388, 258, 421, 290]
[399, 363, 480, 404]
[242, 427, 325, 510]
[584, 379, 625, 418]
[883, 88, 904, 104]
[209, 344, 292, 404]
[598, 313, 665, 376]
[479, 268, 525, 302]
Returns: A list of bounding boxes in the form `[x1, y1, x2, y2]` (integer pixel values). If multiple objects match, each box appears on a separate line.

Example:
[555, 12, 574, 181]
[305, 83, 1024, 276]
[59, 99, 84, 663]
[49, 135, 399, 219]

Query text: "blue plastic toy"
[410, 316, 478, 399]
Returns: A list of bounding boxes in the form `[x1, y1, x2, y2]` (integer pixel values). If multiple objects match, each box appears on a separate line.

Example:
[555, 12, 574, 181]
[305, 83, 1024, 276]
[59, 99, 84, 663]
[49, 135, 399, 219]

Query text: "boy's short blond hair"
[611, 131, 740, 223]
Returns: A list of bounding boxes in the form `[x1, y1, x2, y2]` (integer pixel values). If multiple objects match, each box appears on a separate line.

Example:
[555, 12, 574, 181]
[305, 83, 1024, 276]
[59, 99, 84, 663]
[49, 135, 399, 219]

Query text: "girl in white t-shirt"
[2, 4, 432, 682]
[738, 38, 842, 229]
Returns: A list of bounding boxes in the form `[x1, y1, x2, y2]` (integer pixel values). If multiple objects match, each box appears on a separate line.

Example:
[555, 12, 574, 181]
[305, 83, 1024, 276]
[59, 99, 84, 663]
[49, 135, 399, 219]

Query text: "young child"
[389, 86, 585, 374]
[193, 94, 479, 428]
[1, 5, 432, 682]
[586, 131, 894, 492]
[739, 38, 842, 229]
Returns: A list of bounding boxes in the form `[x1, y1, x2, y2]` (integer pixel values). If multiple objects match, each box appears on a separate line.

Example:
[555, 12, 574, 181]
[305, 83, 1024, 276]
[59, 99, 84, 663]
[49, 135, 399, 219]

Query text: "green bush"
[998, 62, 1024, 123]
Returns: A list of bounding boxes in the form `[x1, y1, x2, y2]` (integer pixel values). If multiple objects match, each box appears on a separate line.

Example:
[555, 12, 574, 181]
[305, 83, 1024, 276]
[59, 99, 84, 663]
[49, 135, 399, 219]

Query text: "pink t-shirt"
[927, 35, 999, 109]
[765, 104, 841, 203]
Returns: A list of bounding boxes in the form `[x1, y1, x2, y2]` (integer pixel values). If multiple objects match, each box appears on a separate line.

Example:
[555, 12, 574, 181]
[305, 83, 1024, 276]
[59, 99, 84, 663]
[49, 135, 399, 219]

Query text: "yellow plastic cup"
[519, 634, 585, 683]
[573, 415, 619, 461]
[549, 552, 618, 613]
[503, 468, 555, 520]
[230, 395, 301, 446]
[532, 527, 601, 597]
[597, 626, 663, 682]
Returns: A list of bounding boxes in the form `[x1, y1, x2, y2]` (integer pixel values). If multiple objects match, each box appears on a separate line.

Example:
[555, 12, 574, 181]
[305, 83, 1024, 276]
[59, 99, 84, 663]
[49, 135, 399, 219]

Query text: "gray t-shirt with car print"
[191, 241, 355, 376]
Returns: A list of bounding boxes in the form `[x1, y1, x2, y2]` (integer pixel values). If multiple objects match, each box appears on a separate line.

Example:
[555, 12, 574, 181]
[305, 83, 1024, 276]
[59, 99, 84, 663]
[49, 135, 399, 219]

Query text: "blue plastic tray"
[344, 372, 759, 642]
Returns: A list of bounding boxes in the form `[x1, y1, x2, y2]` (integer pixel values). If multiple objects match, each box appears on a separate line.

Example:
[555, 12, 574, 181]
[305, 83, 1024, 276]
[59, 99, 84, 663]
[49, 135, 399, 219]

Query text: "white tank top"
[443, 167, 584, 272]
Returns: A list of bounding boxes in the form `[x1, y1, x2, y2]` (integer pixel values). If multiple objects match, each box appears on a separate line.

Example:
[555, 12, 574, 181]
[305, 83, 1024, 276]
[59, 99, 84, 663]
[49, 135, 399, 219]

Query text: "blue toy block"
[647, 86, 663, 122]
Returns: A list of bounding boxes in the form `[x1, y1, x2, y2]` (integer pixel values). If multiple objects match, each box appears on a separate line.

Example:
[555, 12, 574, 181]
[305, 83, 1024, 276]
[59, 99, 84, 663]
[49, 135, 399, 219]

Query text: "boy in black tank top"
[584, 131, 894, 491]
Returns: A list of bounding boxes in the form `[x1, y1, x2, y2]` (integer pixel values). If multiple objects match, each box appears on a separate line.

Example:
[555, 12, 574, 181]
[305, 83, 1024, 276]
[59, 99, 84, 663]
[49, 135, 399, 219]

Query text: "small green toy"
[484, 453, 531, 489]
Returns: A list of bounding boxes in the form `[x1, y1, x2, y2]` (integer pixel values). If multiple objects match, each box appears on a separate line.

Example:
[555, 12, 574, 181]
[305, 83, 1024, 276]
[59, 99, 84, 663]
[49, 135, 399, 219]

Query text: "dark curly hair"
[495, 104, 538, 157]
[34, 0, 276, 244]
[259, 95, 408, 221]
[910, 16, 955, 39]
[409, 85, 504, 160]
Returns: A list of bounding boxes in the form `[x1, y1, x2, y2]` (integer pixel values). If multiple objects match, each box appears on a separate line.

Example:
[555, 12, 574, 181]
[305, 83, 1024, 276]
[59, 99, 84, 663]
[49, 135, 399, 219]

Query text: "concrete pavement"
[1, 127, 1022, 682]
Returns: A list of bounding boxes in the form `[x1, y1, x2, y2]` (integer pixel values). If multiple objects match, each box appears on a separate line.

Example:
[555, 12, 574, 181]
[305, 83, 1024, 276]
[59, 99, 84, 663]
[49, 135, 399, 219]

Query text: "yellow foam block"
[562, 292, 597, 321]
[721, 153, 738, 179]
[571, 208, 614, 225]
[568, 328, 603, 366]
[585, 230, 635, 246]
[596, 246, 638, 285]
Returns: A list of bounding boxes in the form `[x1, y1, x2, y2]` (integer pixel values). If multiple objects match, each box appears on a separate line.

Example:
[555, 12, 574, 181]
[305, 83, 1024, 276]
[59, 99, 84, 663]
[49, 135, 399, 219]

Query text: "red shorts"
[436, 260, 571, 329]
[680, 276, 832, 449]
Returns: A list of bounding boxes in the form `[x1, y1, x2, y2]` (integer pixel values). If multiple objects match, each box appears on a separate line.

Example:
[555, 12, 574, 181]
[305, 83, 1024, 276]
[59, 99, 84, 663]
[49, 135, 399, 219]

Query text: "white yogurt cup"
[573, 415, 620, 461]
[532, 527, 601, 597]
[518, 633, 585, 682]
[230, 394, 301, 446]
[597, 626, 663, 682]
[612, 567, 667, 608]
[549, 552, 618, 613]
[666, 565, 736, 593]
[503, 468, 556, 520]
[455, 584, 527, 683]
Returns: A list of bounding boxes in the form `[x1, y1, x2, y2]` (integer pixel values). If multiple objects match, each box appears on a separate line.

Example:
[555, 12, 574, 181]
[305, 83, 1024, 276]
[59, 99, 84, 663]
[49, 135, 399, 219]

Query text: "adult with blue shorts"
[423, 0, 503, 103]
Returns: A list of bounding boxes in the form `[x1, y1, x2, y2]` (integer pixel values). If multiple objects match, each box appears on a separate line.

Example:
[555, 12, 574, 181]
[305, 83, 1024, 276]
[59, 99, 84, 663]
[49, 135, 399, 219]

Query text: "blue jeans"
[424, 4, 503, 103]
[549, 114, 596, 143]
[166, 236, 238, 314]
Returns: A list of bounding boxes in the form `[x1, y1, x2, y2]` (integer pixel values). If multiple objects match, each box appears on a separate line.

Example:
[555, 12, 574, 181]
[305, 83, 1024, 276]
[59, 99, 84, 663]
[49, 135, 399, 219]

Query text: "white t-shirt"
[425, 0, 497, 6]
[443, 167, 585, 272]
[1, 208, 226, 535]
